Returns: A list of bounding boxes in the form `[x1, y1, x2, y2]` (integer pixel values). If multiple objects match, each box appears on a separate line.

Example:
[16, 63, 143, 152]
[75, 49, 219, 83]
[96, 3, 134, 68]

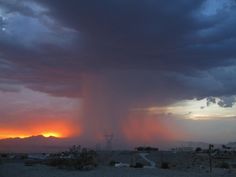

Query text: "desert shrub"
[24, 159, 41, 166]
[46, 146, 97, 171]
[161, 162, 170, 169]
[1, 154, 8, 158]
[77, 149, 98, 169]
[20, 154, 28, 160]
[135, 162, 144, 168]
[109, 160, 118, 166]
[69, 145, 81, 158]
[130, 162, 144, 168]
[45, 158, 66, 167]
[231, 163, 236, 169]
[135, 146, 159, 152]
[145, 146, 159, 152]
[218, 162, 230, 169]
[135, 147, 145, 151]
[195, 147, 202, 153]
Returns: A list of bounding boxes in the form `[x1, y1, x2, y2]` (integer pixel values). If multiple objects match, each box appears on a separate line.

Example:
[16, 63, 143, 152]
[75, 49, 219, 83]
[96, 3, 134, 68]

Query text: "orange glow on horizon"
[0, 133, 30, 139]
[0, 119, 82, 140]
[41, 132, 62, 138]
[0, 133, 61, 139]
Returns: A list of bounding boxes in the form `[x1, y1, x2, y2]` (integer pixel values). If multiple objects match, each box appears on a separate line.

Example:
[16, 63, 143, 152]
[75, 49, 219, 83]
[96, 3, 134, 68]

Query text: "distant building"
[171, 147, 194, 153]
[221, 146, 236, 152]
[135, 146, 159, 152]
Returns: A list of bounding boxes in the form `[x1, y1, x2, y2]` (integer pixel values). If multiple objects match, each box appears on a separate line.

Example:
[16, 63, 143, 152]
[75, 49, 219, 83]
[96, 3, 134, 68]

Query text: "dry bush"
[161, 162, 170, 169]
[0, 154, 8, 158]
[217, 162, 230, 169]
[46, 146, 98, 171]
[24, 159, 41, 166]
[109, 160, 118, 166]
[130, 162, 144, 168]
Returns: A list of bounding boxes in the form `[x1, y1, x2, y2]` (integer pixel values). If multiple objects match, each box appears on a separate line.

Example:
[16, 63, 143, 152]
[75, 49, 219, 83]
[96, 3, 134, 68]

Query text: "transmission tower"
[104, 133, 114, 151]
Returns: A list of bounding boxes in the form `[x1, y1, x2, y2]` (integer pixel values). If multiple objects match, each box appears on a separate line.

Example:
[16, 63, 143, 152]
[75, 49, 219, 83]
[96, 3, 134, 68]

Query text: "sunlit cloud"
[141, 97, 236, 121]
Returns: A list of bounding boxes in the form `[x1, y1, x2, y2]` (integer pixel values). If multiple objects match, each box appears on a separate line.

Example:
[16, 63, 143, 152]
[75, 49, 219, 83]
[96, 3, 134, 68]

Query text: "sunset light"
[0, 130, 64, 140]
[0, 119, 81, 139]
[41, 132, 62, 138]
[1, 0, 236, 176]
[0, 133, 29, 139]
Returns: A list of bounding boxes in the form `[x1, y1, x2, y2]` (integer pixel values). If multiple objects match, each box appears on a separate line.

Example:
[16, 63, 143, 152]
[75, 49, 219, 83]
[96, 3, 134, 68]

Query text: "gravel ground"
[0, 162, 235, 177]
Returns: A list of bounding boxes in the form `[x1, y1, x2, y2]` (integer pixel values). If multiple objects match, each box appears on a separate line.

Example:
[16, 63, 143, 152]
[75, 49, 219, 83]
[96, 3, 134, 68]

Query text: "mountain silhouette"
[0, 135, 76, 153]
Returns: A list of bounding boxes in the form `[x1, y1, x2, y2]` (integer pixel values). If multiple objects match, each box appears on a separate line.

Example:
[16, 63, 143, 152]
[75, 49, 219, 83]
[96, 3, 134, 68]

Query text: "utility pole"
[209, 144, 214, 174]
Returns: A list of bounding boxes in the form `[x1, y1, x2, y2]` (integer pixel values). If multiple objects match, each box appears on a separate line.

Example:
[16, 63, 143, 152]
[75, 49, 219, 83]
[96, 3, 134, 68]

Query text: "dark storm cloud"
[36, 0, 236, 71]
[0, 0, 36, 16]
[0, 0, 236, 105]
[218, 96, 236, 108]
[1, 0, 236, 145]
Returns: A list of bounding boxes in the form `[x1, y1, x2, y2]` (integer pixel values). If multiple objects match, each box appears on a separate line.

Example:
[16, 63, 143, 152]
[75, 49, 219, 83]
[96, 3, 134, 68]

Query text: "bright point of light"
[41, 132, 62, 138]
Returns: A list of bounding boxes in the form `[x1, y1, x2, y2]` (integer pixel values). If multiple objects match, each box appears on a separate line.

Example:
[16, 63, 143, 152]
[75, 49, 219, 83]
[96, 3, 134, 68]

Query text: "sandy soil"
[0, 162, 235, 177]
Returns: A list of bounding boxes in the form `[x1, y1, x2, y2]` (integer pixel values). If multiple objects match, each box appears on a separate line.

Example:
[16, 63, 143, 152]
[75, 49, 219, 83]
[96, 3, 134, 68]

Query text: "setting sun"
[41, 132, 62, 138]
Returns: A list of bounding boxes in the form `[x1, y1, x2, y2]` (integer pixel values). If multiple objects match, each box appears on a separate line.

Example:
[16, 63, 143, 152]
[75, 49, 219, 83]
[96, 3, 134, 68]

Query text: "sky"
[0, 0, 236, 147]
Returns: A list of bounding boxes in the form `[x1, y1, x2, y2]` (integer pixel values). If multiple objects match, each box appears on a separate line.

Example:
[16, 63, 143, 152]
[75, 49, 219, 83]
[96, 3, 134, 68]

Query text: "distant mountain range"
[172, 141, 212, 148]
[227, 142, 236, 147]
[0, 135, 235, 153]
[0, 135, 76, 153]
[173, 141, 236, 149]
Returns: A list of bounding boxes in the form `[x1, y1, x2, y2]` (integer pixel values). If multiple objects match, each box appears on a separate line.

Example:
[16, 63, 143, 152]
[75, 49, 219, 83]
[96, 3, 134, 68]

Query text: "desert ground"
[1, 151, 236, 177]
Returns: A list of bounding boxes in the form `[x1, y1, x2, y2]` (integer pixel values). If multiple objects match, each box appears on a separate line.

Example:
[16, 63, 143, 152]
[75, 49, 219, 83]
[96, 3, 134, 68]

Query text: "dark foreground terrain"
[0, 150, 236, 177]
